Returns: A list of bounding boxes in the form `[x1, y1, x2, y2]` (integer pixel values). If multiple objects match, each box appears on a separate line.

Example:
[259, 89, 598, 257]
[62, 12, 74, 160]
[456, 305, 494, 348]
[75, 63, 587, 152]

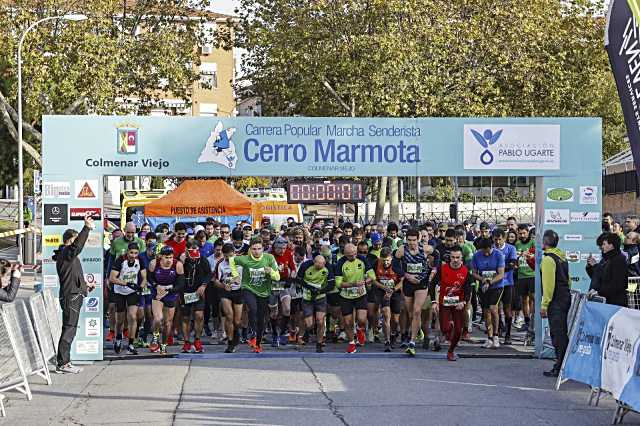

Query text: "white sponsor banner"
[85, 232, 103, 248]
[42, 181, 71, 199]
[74, 179, 99, 200]
[83, 273, 102, 287]
[43, 274, 59, 287]
[580, 253, 602, 262]
[579, 186, 598, 205]
[601, 309, 640, 399]
[463, 124, 560, 170]
[85, 317, 101, 337]
[75, 340, 100, 354]
[564, 234, 583, 241]
[571, 211, 601, 223]
[544, 209, 570, 225]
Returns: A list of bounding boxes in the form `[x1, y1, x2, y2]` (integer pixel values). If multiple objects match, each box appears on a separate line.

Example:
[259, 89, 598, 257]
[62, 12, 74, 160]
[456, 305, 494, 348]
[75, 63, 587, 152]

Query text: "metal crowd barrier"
[27, 294, 56, 364]
[627, 276, 640, 311]
[0, 306, 32, 403]
[42, 289, 62, 352]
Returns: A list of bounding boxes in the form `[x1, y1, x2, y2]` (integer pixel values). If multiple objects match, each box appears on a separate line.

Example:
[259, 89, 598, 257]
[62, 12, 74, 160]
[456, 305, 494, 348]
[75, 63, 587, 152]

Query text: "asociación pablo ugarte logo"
[470, 128, 503, 165]
[198, 121, 238, 169]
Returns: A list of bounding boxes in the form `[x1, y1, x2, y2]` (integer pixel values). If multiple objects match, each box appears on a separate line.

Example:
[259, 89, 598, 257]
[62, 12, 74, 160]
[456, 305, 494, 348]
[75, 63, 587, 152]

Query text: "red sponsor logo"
[70, 208, 102, 221]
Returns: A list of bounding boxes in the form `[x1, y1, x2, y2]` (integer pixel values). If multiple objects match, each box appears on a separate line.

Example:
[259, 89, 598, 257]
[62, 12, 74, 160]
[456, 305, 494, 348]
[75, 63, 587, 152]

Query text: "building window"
[200, 62, 218, 89]
[199, 103, 218, 117]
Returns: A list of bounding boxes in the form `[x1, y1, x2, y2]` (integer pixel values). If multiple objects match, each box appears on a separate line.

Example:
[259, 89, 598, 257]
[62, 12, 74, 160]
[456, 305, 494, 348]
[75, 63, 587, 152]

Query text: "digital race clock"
[286, 180, 365, 203]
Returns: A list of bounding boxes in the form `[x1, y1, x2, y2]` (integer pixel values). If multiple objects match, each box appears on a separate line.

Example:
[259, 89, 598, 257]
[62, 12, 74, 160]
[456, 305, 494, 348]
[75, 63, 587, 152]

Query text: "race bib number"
[346, 285, 366, 298]
[141, 286, 151, 295]
[519, 256, 528, 268]
[249, 268, 266, 285]
[122, 271, 137, 285]
[481, 271, 497, 280]
[184, 292, 199, 305]
[406, 263, 423, 274]
[272, 280, 285, 291]
[443, 295, 460, 306]
[380, 278, 395, 289]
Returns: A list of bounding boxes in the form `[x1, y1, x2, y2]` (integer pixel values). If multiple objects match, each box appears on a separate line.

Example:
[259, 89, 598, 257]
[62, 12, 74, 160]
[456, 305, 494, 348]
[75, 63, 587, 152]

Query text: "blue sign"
[131, 210, 145, 228]
[562, 302, 640, 412]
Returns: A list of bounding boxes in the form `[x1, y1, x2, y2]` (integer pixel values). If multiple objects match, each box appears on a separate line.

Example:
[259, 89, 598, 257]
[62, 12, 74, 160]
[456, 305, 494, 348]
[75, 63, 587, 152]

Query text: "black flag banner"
[605, 0, 640, 184]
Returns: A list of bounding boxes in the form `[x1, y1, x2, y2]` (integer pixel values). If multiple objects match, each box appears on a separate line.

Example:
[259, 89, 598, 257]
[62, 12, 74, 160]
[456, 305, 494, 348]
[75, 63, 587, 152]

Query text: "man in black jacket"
[53, 214, 97, 374]
[0, 259, 21, 302]
[586, 232, 628, 307]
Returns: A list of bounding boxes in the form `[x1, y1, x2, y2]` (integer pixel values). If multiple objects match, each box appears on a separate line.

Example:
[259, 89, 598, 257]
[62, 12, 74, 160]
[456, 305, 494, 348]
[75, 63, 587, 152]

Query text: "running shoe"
[126, 344, 138, 355]
[253, 344, 263, 354]
[356, 327, 366, 346]
[384, 341, 392, 352]
[114, 338, 123, 354]
[406, 342, 416, 357]
[182, 341, 192, 353]
[106, 329, 115, 342]
[247, 337, 257, 349]
[432, 338, 441, 352]
[316, 342, 324, 353]
[416, 328, 424, 343]
[297, 336, 306, 346]
[503, 336, 512, 345]
[461, 331, 473, 342]
[271, 334, 279, 348]
[204, 325, 213, 337]
[134, 337, 145, 349]
[367, 328, 375, 343]
[160, 344, 168, 354]
[193, 339, 204, 353]
[492, 336, 500, 349]
[224, 344, 236, 353]
[422, 337, 430, 350]
[167, 335, 174, 346]
[447, 351, 456, 362]
[279, 334, 289, 346]
[288, 330, 297, 343]
[55, 363, 83, 374]
[338, 331, 347, 342]
[303, 330, 310, 344]
[346, 342, 357, 354]
[400, 337, 409, 349]
[149, 333, 160, 352]
[482, 339, 494, 349]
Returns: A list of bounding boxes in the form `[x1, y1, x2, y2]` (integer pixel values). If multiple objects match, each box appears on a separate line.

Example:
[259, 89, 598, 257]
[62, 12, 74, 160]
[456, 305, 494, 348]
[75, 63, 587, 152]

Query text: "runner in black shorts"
[298, 255, 333, 353]
[213, 244, 244, 353]
[109, 243, 147, 355]
[371, 247, 403, 352]
[335, 244, 373, 354]
[178, 241, 211, 354]
[358, 241, 378, 343]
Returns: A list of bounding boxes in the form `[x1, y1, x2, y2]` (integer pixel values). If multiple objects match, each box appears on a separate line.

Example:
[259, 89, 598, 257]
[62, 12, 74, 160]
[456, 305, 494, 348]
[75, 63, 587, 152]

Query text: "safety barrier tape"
[0, 227, 41, 238]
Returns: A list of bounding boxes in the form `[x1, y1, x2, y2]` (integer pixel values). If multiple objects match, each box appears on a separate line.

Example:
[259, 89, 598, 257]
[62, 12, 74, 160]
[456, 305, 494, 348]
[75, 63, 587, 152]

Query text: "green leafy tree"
[0, 0, 232, 187]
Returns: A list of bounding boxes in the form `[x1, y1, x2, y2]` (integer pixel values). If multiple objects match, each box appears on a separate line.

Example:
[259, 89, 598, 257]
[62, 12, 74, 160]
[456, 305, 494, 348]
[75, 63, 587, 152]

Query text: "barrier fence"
[556, 286, 640, 425]
[0, 290, 67, 417]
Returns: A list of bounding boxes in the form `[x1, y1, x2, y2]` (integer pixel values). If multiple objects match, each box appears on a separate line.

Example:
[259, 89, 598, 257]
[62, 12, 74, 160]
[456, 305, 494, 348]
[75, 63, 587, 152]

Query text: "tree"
[389, 176, 399, 222]
[0, 0, 232, 185]
[237, 0, 624, 167]
[375, 177, 387, 222]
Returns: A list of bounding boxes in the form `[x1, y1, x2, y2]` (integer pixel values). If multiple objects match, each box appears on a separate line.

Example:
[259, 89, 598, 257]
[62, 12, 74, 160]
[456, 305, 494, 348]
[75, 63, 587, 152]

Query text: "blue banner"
[562, 302, 640, 412]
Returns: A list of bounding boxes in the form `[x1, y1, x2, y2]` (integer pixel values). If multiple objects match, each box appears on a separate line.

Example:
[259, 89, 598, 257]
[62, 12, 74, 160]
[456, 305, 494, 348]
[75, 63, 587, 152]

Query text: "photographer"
[0, 259, 21, 302]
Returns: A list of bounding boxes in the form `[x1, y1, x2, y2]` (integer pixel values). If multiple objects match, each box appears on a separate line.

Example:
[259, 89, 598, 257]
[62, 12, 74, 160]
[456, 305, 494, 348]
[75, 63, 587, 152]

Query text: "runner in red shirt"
[164, 222, 188, 258]
[270, 237, 297, 347]
[431, 246, 473, 361]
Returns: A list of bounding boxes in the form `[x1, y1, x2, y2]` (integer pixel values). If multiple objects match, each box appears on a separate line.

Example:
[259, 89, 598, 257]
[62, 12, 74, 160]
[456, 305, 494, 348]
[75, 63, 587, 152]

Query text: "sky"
[210, 0, 240, 15]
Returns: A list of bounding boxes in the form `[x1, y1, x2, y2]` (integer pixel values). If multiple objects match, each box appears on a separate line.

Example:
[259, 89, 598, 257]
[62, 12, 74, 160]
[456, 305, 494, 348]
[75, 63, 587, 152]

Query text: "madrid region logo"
[470, 128, 503, 165]
[198, 121, 238, 169]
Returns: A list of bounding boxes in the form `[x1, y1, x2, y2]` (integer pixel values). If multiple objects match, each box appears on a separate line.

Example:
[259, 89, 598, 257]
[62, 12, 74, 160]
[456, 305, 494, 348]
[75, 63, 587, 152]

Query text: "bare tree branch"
[0, 90, 42, 142]
[0, 101, 42, 166]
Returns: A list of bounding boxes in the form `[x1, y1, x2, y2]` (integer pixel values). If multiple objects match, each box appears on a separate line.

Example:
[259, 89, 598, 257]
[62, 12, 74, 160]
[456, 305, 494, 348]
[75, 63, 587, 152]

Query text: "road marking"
[413, 378, 553, 392]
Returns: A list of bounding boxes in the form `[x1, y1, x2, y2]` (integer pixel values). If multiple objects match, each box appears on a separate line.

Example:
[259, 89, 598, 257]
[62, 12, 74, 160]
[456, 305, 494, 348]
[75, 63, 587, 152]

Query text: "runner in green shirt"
[515, 224, 536, 334]
[229, 238, 280, 353]
[297, 255, 333, 353]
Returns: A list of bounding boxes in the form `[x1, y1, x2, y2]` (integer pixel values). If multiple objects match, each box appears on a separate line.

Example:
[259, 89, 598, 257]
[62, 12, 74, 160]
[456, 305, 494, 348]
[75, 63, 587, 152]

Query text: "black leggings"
[243, 290, 269, 344]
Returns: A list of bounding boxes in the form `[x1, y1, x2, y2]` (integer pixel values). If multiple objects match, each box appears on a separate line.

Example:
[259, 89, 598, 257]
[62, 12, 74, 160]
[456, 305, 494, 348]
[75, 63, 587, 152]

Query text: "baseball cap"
[370, 232, 382, 244]
[273, 237, 288, 249]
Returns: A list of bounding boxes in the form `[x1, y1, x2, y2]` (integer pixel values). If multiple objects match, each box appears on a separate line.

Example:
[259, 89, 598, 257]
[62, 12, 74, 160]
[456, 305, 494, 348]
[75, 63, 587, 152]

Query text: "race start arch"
[41, 116, 602, 361]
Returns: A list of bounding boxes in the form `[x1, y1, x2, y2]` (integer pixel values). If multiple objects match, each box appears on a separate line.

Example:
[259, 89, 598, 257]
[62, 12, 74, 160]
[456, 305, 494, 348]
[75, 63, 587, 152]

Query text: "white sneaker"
[55, 363, 83, 374]
[482, 339, 494, 349]
[367, 329, 375, 343]
[467, 324, 473, 333]
[492, 336, 500, 349]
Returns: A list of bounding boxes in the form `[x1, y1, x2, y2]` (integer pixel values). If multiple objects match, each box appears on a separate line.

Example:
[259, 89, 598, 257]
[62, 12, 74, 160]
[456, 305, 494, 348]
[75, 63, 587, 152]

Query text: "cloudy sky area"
[210, 0, 240, 15]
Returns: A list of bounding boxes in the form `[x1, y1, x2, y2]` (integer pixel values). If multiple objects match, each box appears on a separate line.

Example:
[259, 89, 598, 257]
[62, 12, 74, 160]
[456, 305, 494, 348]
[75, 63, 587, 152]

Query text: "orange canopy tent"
[144, 180, 253, 226]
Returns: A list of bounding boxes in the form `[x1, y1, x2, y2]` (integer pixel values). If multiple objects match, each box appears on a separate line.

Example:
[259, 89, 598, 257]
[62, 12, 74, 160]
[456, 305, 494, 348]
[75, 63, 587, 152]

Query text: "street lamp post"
[16, 14, 87, 262]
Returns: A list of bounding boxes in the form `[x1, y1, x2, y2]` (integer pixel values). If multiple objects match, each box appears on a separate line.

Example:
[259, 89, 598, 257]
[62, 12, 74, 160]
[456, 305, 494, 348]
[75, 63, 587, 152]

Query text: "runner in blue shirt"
[471, 237, 505, 350]
[492, 228, 518, 345]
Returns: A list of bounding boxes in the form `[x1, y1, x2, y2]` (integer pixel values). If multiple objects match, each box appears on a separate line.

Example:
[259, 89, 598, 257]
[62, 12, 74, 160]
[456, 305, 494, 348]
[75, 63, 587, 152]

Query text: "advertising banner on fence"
[562, 302, 640, 411]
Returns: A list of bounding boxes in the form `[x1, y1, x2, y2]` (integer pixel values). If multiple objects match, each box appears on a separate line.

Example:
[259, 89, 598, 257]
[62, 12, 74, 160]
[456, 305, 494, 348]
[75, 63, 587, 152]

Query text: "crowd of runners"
[103, 214, 546, 361]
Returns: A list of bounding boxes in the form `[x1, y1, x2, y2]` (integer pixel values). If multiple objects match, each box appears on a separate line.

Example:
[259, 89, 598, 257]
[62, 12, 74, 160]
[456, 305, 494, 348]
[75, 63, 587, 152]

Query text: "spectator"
[624, 232, 640, 277]
[624, 215, 639, 234]
[586, 232, 628, 307]
[0, 259, 21, 302]
[540, 230, 570, 378]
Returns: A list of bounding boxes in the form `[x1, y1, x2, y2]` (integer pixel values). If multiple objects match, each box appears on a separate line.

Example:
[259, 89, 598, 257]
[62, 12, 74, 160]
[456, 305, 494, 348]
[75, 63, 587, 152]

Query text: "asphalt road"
[3, 356, 639, 426]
